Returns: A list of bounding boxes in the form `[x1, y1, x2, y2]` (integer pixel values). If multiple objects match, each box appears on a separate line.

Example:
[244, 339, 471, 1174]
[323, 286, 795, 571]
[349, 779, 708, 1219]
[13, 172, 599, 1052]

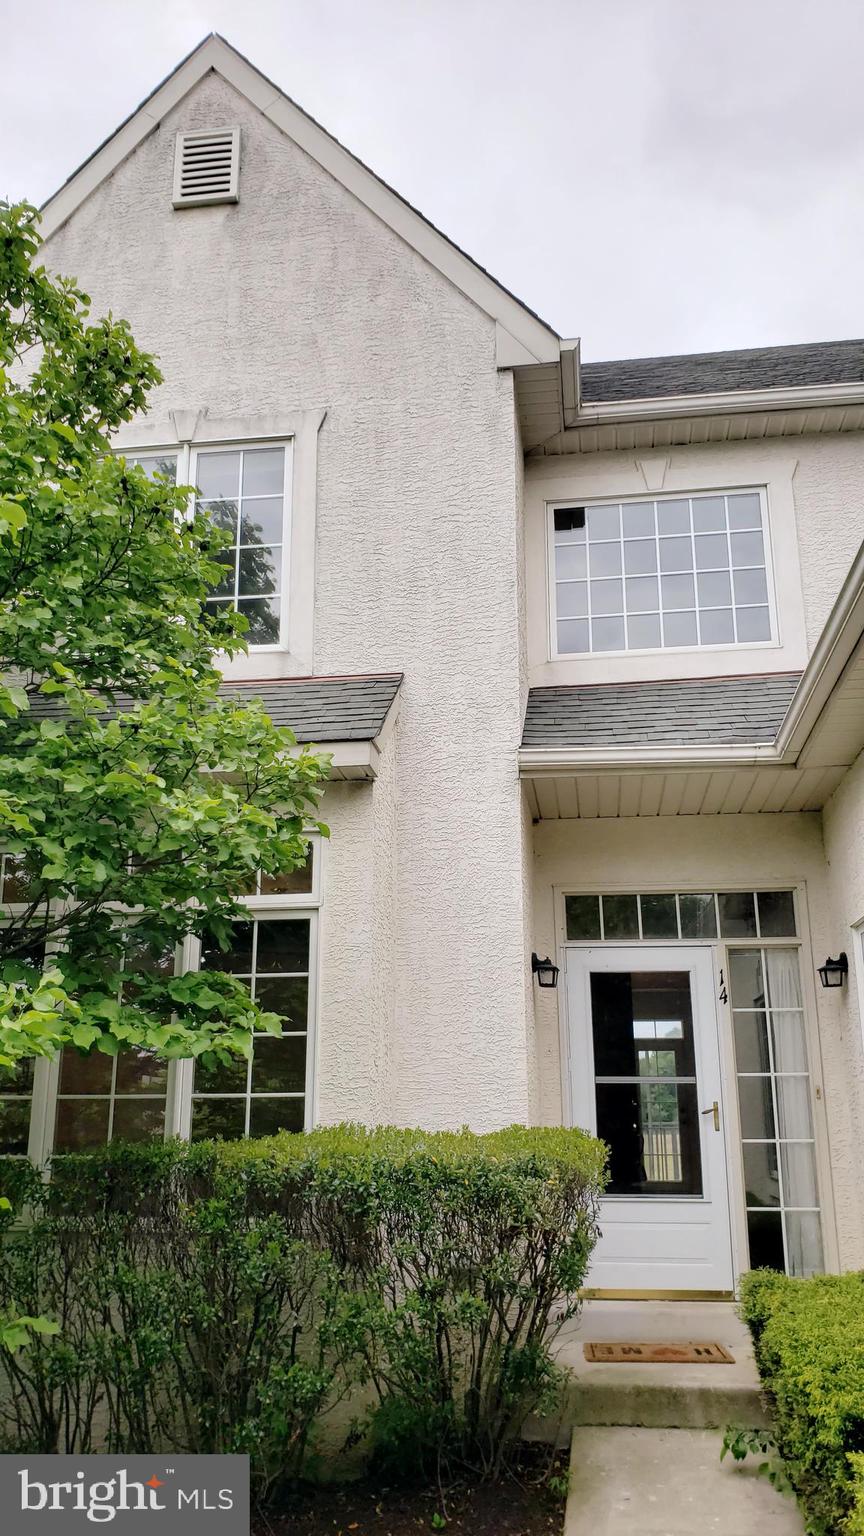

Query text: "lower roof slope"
[579, 339, 864, 404]
[23, 673, 402, 745]
[521, 673, 801, 750]
[220, 674, 402, 741]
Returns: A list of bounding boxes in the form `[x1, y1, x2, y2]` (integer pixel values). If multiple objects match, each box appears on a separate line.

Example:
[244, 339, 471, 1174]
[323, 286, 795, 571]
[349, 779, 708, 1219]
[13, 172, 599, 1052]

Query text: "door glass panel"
[737, 1076, 775, 1139]
[733, 1010, 770, 1073]
[718, 892, 757, 937]
[785, 1211, 824, 1277]
[747, 1209, 785, 1270]
[679, 894, 717, 939]
[771, 1012, 808, 1074]
[730, 945, 823, 1276]
[565, 895, 601, 941]
[743, 1142, 781, 1207]
[640, 894, 678, 939]
[601, 895, 639, 940]
[591, 971, 702, 1196]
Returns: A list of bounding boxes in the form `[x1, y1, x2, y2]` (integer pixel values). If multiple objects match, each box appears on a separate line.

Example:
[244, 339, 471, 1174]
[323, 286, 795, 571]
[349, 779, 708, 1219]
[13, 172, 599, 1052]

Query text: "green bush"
[0, 1124, 605, 1492]
[740, 1269, 864, 1535]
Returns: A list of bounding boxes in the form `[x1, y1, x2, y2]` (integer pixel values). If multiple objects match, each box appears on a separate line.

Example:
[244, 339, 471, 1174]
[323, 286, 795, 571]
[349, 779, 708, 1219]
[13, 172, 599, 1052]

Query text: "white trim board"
[38, 34, 560, 370]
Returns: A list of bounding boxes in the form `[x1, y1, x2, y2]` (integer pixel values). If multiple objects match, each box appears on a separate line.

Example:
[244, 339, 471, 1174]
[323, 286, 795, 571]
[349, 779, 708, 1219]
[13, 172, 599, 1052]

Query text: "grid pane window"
[191, 916, 310, 1139]
[564, 891, 796, 942]
[124, 453, 179, 483]
[53, 933, 175, 1151]
[198, 446, 286, 645]
[730, 945, 823, 1276]
[553, 491, 772, 655]
[0, 872, 46, 1153]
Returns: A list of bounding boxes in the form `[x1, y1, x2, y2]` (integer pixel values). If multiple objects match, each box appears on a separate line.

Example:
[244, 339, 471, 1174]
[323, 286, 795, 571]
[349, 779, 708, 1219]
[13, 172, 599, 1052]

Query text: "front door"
[566, 946, 734, 1293]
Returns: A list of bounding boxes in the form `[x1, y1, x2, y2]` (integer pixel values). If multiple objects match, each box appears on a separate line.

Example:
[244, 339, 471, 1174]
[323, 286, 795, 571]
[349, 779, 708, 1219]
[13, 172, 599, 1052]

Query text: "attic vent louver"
[173, 127, 240, 208]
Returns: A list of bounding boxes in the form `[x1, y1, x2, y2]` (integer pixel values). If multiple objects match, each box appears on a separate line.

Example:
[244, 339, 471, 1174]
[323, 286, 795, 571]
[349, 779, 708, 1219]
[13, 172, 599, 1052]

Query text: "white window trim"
[546, 486, 780, 664]
[114, 407, 326, 675]
[16, 836, 323, 1161]
[127, 439, 294, 653]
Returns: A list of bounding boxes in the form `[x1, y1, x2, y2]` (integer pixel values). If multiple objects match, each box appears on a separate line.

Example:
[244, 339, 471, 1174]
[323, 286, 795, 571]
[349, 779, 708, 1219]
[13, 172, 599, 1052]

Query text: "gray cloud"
[2, 0, 862, 359]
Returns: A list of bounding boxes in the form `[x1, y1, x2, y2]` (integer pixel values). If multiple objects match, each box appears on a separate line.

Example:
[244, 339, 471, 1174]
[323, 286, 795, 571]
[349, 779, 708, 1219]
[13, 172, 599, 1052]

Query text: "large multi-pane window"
[0, 844, 318, 1156]
[122, 441, 291, 648]
[191, 914, 312, 1139]
[52, 932, 175, 1152]
[551, 490, 773, 655]
[197, 446, 287, 646]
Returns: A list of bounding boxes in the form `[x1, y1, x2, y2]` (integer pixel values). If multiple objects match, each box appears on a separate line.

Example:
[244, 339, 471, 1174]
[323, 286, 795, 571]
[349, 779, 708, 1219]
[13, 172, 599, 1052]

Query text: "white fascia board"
[518, 743, 783, 777]
[572, 380, 864, 428]
[39, 35, 560, 368]
[775, 536, 864, 758]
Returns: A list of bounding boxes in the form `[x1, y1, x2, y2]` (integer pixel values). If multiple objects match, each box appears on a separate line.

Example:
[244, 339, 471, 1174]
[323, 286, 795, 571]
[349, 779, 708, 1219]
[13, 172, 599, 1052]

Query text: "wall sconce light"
[818, 953, 848, 989]
[531, 953, 559, 989]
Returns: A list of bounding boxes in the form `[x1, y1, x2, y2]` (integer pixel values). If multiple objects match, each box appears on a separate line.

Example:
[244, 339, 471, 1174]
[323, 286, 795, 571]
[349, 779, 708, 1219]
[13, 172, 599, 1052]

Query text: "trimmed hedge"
[740, 1269, 864, 1535]
[0, 1124, 605, 1492]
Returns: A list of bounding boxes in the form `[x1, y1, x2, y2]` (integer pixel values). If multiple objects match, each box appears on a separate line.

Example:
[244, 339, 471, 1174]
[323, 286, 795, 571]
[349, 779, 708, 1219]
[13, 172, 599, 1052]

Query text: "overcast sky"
[2, 0, 863, 360]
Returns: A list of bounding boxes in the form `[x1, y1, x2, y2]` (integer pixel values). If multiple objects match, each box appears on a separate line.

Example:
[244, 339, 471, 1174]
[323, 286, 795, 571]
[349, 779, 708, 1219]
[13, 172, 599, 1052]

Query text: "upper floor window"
[123, 442, 292, 649]
[197, 445, 288, 647]
[551, 490, 773, 656]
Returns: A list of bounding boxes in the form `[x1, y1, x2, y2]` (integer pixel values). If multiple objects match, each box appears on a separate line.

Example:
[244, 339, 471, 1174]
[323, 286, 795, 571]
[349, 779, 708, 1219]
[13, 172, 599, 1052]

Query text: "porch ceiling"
[523, 764, 847, 820]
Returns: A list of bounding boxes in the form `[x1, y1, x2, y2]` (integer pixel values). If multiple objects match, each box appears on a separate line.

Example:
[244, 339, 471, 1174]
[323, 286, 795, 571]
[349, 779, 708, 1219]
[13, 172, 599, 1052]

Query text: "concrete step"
[564, 1427, 803, 1535]
[529, 1299, 768, 1441]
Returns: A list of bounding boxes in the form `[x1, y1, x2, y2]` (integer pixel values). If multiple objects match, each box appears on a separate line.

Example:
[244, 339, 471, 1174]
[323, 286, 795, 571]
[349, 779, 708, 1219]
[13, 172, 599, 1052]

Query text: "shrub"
[740, 1268, 864, 1535]
[0, 1124, 604, 1493]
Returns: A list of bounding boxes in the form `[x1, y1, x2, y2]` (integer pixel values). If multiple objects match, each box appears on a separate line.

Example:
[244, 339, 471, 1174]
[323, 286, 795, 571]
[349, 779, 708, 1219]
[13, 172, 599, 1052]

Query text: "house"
[7, 32, 864, 1296]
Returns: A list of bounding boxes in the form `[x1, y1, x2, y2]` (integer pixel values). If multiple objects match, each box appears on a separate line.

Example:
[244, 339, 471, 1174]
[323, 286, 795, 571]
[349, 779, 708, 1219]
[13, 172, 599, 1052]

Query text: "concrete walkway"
[564, 1427, 804, 1535]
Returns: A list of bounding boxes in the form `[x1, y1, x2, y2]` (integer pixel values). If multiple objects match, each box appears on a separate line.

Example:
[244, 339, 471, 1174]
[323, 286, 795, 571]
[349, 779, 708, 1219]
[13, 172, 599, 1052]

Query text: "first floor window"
[0, 867, 318, 1157]
[191, 914, 311, 1139]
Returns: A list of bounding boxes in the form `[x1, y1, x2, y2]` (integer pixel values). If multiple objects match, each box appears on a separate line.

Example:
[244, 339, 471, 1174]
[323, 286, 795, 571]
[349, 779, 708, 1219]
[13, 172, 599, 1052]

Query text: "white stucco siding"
[42, 71, 532, 1130]
[315, 738, 397, 1126]
[530, 812, 864, 1269]
[525, 433, 864, 687]
[822, 749, 864, 1245]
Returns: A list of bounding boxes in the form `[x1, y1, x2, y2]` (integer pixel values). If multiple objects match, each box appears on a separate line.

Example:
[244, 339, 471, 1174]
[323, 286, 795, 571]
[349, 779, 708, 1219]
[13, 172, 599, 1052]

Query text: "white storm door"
[567, 946, 734, 1293]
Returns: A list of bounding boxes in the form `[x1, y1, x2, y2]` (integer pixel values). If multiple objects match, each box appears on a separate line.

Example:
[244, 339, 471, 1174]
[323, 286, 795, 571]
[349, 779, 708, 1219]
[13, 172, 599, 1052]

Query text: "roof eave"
[572, 379, 864, 428]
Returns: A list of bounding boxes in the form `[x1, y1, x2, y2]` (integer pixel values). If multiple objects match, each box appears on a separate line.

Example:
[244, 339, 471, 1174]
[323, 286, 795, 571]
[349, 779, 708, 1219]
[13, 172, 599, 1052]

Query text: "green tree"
[0, 201, 328, 1075]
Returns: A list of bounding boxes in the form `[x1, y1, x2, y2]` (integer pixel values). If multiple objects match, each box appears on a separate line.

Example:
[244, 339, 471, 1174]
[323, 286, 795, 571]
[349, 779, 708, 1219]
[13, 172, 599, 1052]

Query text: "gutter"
[568, 380, 864, 430]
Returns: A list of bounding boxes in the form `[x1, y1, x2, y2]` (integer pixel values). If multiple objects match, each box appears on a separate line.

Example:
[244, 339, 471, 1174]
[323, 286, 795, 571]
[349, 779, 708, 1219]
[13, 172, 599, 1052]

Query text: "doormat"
[583, 1341, 735, 1364]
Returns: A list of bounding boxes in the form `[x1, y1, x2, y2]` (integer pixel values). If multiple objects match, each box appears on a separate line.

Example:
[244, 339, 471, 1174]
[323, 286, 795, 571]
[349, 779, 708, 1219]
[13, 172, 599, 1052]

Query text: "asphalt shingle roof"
[220, 674, 402, 741]
[23, 673, 402, 744]
[580, 339, 864, 404]
[521, 673, 801, 750]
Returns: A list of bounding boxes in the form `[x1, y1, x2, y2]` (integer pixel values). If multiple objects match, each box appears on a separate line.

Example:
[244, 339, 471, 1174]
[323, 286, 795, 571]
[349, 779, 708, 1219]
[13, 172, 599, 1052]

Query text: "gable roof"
[580, 339, 864, 405]
[39, 33, 559, 368]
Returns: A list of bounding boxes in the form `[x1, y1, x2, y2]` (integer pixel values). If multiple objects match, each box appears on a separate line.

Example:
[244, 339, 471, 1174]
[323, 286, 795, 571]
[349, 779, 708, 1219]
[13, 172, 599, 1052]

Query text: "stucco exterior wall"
[525, 433, 864, 688]
[315, 734, 397, 1125]
[822, 749, 864, 1227]
[529, 812, 864, 1269]
[42, 70, 532, 1129]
